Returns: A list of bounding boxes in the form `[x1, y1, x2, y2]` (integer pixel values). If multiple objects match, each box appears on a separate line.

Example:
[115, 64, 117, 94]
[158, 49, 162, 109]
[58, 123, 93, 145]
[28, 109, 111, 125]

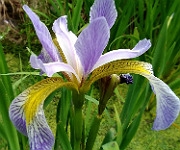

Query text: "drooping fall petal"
[27, 104, 54, 150]
[83, 60, 180, 130]
[83, 60, 153, 91]
[9, 78, 78, 150]
[147, 76, 180, 130]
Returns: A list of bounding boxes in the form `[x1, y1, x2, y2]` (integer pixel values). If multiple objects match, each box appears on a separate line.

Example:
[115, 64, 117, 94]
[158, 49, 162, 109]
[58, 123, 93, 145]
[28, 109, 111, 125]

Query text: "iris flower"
[9, 0, 180, 149]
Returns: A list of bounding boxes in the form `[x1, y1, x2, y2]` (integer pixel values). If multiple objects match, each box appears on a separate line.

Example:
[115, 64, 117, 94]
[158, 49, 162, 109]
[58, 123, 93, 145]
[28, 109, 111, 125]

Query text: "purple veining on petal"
[27, 105, 54, 150]
[9, 91, 28, 136]
[147, 75, 180, 130]
[92, 39, 151, 70]
[23, 5, 60, 62]
[38, 48, 53, 63]
[90, 0, 117, 28]
[75, 17, 110, 76]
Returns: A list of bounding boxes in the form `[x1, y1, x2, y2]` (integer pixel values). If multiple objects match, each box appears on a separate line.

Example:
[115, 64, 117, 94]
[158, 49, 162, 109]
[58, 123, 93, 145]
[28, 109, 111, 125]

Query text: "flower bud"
[98, 74, 133, 115]
[98, 74, 120, 115]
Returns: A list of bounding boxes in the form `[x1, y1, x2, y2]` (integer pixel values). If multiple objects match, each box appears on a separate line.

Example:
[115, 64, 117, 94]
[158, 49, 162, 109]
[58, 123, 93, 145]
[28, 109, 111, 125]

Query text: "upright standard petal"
[75, 17, 110, 75]
[146, 76, 180, 130]
[90, 0, 117, 28]
[9, 77, 78, 150]
[92, 39, 151, 70]
[52, 16, 82, 77]
[23, 5, 60, 62]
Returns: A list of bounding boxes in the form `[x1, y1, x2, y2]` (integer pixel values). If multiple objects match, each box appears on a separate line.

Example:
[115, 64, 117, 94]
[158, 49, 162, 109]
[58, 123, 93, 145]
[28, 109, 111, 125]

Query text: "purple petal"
[38, 48, 53, 63]
[9, 93, 28, 136]
[30, 54, 80, 81]
[92, 39, 151, 70]
[147, 75, 180, 130]
[27, 105, 54, 150]
[23, 5, 60, 62]
[30, 54, 46, 74]
[52, 16, 82, 74]
[9, 77, 78, 150]
[90, 0, 117, 28]
[75, 17, 110, 75]
[9, 90, 54, 150]
[132, 38, 151, 51]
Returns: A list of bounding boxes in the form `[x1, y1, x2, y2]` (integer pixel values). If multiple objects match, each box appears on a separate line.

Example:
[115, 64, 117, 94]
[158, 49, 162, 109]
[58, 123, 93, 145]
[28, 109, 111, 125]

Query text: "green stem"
[74, 107, 83, 150]
[85, 115, 102, 150]
[72, 91, 84, 150]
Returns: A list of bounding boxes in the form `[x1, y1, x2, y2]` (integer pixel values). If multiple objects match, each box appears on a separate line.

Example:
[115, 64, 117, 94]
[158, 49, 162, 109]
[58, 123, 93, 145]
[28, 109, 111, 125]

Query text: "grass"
[127, 113, 180, 150]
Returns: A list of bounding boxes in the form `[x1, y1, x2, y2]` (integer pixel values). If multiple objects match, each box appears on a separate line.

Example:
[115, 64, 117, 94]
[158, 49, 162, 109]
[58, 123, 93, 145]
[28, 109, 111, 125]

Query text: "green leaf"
[55, 123, 72, 150]
[0, 43, 14, 100]
[85, 115, 102, 150]
[71, 0, 83, 33]
[114, 105, 122, 145]
[101, 128, 116, 148]
[0, 42, 20, 149]
[85, 94, 99, 105]
[120, 111, 143, 150]
[48, 0, 64, 16]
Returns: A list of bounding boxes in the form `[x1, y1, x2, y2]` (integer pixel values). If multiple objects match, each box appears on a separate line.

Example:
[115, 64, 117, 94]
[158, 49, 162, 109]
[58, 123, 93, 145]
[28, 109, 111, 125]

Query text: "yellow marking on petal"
[23, 77, 78, 125]
[82, 60, 153, 92]
[53, 38, 81, 85]
[53, 38, 67, 63]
